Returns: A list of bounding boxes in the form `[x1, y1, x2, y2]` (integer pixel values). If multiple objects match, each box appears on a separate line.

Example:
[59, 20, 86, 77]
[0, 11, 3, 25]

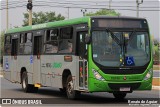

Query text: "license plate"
[120, 87, 130, 91]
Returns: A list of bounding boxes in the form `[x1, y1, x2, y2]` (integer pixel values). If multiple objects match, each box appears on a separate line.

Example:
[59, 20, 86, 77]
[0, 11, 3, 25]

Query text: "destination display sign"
[92, 18, 148, 28]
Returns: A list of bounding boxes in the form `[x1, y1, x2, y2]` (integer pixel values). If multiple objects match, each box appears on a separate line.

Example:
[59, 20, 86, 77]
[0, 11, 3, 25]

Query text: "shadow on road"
[12, 87, 128, 104]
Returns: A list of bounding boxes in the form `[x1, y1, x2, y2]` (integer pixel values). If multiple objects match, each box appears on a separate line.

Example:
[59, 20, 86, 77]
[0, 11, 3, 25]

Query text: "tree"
[86, 9, 120, 16]
[153, 39, 160, 62]
[0, 31, 5, 64]
[23, 11, 65, 26]
[154, 39, 159, 46]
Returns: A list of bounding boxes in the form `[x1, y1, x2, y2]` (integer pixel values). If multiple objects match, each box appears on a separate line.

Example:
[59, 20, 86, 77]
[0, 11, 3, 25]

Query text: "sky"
[0, 0, 160, 41]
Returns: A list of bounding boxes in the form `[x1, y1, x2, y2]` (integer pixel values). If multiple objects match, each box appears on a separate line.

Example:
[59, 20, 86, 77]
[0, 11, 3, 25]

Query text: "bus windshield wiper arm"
[106, 28, 121, 46]
[126, 29, 137, 45]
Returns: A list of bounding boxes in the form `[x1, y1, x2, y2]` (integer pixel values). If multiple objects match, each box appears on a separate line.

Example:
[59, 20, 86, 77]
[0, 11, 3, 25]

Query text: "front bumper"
[88, 77, 152, 92]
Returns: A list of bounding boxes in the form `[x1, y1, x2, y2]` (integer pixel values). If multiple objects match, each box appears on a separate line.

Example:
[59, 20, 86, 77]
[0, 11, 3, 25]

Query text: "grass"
[152, 78, 160, 86]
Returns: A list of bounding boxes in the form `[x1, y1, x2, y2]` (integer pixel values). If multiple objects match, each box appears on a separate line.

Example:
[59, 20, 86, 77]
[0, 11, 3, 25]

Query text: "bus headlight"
[144, 68, 153, 80]
[92, 69, 105, 81]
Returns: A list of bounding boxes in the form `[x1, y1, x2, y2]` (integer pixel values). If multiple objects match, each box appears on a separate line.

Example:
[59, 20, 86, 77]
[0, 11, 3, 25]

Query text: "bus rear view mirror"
[85, 35, 91, 44]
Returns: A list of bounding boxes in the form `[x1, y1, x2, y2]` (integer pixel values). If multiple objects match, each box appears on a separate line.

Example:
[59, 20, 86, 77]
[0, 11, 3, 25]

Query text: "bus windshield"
[92, 30, 150, 67]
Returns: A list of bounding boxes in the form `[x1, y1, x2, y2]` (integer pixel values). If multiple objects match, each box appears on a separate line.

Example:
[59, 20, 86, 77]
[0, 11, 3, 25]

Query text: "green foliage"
[0, 31, 5, 64]
[154, 39, 159, 46]
[86, 9, 120, 16]
[153, 39, 160, 61]
[153, 45, 160, 61]
[23, 11, 65, 26]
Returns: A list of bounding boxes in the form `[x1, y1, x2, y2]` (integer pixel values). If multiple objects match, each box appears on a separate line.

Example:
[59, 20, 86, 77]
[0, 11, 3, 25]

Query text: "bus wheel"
[113, 92, 127, 99]
[22, 72, 38, 93]
[66, 75, 80, 99]
[59, 88, 66, 94]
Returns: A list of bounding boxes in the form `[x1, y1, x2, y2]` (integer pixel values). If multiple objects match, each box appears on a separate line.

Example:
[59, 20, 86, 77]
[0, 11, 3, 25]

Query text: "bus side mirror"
[85, 35, 91, 44]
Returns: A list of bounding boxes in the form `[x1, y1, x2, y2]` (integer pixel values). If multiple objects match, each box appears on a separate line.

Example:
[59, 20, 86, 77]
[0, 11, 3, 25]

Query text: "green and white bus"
[3, 16, 153, 99]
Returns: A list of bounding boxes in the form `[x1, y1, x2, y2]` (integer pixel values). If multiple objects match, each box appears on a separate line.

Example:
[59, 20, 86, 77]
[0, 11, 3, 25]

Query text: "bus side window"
[20, 34, 24, 43]
[26, 33, 32, 43]
[50, 29, 59, 40]
[24, 33, 32, 54]
[19, 34, 25, 54]
[44, 29, 59, 53]
[46, 30, 50, 42]
[5, 35, 11, 44]
[59, 27, 73, 53]
[4, 35, 11, 55]
[11, 35, 18, 56]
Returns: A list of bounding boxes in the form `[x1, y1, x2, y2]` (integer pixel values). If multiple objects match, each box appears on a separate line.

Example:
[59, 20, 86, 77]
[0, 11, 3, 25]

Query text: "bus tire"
[21, 72, 38, 93]
[32, 87, 38, 93]
[113, 92, 127, 99]
[59, 88, 66, 94]
[66, 75, 80, 99]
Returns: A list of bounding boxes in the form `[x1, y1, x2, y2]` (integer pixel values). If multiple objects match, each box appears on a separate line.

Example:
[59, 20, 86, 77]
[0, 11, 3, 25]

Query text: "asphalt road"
[0, 77, 159, 106]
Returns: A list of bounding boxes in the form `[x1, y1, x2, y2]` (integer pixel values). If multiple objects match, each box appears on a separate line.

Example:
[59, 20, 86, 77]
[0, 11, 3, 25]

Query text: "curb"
[0, 69, 3, 77]
[0, 75, 3, 78]
[152, 86, 160, 90]
[0, 71, 4, 76]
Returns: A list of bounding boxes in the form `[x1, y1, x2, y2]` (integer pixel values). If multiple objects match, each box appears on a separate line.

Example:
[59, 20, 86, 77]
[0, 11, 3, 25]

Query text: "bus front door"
[33, 36, 42, 84]
[11, 38, 18, 82]
[77, 32, 88, 90]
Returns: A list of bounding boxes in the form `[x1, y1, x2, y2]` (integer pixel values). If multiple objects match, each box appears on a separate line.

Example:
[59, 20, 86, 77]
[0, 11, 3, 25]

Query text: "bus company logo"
[123, 76, 127, 80]
[13, 34, 17, 38]
[76, 26, 86, 30]
[2, 99, 11, 104]
[32, 24, 46, 29]
[42, 62, 62, 68]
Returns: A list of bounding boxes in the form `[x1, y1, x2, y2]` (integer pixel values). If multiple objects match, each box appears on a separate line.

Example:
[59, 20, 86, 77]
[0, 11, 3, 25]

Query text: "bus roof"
[91, 16, 146, 20]
[6, 16, 90, 34]
[5, 16, 146, 34]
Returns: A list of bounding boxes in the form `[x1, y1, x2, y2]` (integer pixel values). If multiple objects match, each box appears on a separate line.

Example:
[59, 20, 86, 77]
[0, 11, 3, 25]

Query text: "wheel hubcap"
[22, 78, 26, 89]
[67, 81, 73, 95]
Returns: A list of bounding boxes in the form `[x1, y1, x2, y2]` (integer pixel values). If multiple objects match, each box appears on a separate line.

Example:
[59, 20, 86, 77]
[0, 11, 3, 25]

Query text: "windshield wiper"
[123, 29, 137, 54]
[125, 29, 136, 45]
[106, 28, 121, 46]
[106, 29, 124, 66]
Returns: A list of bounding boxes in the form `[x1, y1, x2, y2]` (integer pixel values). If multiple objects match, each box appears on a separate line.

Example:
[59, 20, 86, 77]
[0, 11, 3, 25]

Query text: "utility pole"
[67, 7, 70, 19]
[29, 9, 32, 25]
[136, 0, 143, 17]
[109, 0, 112, 10]
[6, 0, 9, 30]
[27, 0, 33, 25]
[81, 9, 87, 17]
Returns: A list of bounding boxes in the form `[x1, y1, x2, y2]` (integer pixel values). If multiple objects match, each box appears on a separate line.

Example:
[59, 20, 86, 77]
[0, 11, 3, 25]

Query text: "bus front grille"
[100, 68, 146, 74]
[108, 83, 141, 91]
